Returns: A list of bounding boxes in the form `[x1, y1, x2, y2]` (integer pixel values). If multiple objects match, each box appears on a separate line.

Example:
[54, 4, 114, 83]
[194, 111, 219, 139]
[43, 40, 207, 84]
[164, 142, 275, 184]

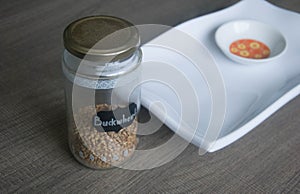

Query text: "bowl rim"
[215, 19, 287, 64]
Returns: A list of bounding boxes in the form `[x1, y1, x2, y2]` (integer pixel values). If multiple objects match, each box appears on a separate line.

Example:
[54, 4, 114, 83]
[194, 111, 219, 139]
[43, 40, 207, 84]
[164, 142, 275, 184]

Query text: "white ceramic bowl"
[215, 20, 287, 65]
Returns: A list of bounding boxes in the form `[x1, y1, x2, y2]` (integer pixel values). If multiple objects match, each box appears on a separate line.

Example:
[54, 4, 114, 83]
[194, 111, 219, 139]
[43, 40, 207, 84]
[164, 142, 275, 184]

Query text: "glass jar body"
[62, 50, 142, 169]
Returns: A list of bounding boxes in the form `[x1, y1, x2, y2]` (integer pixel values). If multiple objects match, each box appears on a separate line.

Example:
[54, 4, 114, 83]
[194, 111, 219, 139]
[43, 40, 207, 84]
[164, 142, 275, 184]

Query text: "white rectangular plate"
[141, 0, 300, 152]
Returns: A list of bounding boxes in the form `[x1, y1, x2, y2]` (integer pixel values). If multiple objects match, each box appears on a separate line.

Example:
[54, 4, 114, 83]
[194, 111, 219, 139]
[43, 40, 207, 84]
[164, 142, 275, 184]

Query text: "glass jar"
[62, 16, 142, 169]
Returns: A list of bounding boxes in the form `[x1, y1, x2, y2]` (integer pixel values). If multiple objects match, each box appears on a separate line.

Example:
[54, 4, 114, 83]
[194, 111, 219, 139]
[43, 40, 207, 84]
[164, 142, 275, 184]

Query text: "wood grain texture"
[0, 0, 300, 193]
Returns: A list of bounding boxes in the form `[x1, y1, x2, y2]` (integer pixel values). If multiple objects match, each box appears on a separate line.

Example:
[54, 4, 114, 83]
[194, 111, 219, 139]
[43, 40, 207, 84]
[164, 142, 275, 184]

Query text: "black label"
[93, 103, 137, 133]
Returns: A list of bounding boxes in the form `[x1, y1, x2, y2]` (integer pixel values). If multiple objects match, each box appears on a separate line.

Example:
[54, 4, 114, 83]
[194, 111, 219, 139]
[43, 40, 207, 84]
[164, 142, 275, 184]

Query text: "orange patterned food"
[229, 39, 270, 59]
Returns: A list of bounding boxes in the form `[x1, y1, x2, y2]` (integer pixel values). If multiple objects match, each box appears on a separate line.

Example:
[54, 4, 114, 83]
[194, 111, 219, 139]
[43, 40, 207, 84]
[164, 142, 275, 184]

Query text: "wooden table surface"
[1, 0, 300, 193]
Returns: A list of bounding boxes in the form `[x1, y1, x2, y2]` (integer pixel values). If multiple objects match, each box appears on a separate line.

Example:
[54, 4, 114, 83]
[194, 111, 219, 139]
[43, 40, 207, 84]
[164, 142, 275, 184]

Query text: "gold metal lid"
[63, 15, 140, 61]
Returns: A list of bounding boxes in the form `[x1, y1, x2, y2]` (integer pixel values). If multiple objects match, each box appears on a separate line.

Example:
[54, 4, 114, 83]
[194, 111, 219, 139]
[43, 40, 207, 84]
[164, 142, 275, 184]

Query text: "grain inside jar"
[70, 104, 138, 169]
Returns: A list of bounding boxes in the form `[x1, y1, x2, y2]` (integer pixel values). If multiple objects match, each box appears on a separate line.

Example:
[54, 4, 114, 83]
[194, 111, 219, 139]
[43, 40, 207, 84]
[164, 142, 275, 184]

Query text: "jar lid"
[63, 15, 140, 61]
